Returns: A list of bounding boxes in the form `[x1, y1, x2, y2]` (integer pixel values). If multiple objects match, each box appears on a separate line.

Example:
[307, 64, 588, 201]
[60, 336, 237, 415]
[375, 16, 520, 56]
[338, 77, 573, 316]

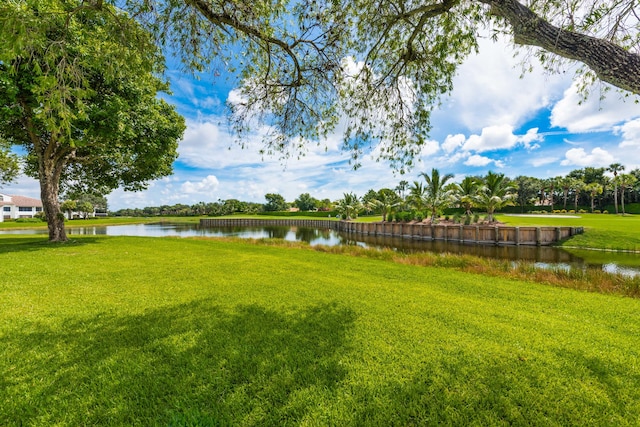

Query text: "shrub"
[561, 209, 567, 213]
[444, 215, 450, 221]
[415, 211, 424, 222]
[594, 210, 601, 214]
[15, 217, 44, 223]
[579, 209, 587, 214]
[473, 214, 480, 223]
[603, 210, 609, 214]
[568, 210, 575, 214]
[452, 213, 462, 224]
[464, 215, 471, 225]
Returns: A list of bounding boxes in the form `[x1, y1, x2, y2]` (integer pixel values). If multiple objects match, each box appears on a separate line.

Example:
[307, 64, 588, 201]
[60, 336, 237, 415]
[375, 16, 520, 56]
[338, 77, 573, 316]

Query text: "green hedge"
[257, 211, 338, 218]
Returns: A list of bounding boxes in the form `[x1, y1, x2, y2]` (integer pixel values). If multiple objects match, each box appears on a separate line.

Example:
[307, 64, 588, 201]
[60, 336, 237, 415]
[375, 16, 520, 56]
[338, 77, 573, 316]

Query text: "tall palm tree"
[451, 176, 479, 217]
[615, 174, 638, 215]
[607, 163, 625, 214]
[476, 171, 517, 222]
[558, 176, 573, 210]
[408, 181, 426, 213]
[570, 178, 585, 212]
[420, 168, 454, 221]
[585, 182, 603, 213]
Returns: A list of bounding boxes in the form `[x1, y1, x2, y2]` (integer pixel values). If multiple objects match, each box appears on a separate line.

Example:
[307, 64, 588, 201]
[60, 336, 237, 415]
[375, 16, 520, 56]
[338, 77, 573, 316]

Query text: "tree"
[395, 180, 409, 206]
[420, 168, 454, 221]
[570, 178, 585, 212]
[0, 1, 185, 242]
[118, 0, 640, 171]
[514, 175, 540, 212]
[77, 201, 94, 219]
[451, 176, 479, 217]
[294, 193, 318, 211]
[264, 193, 288, 212]
[0, 140, 19, 185]
[607, 163, 625, 214]
[371, 189, 401, 222]
[476, 171, 516, 222]
[585, 182, 603, 213]
[60, 200, 77, 221]
[408, 181, 426, 213]
[335, 193, 363, 220]
[615, 174, 638, 215]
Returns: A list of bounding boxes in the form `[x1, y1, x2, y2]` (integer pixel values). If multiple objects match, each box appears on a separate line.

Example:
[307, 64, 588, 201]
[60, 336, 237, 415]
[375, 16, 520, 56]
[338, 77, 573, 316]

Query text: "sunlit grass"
[2, 235, 640, 425]
[496, 213, 640, 252]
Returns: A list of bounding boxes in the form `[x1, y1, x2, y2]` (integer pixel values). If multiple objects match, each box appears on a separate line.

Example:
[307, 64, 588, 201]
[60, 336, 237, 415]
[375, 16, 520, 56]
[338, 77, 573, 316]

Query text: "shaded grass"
[2, 235, 640, 425]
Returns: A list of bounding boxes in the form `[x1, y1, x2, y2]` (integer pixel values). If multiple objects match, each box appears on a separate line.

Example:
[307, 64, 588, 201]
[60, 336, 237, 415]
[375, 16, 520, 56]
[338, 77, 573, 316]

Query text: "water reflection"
[3, 222, 639, 277]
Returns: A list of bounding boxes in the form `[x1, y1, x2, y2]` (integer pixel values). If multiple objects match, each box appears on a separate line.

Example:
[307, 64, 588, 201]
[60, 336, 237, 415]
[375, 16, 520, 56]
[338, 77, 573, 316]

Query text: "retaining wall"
[200, 219, 584, 246]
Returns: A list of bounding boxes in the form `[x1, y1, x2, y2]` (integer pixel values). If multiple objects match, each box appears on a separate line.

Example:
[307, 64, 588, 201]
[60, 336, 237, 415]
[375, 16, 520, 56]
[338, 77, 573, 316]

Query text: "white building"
[0, 193, 43, 222]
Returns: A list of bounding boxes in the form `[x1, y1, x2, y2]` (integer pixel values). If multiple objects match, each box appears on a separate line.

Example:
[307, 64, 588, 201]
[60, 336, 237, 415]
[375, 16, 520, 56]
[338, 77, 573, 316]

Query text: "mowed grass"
[2, 235, 640, 425]
[496, 213, 640, 252]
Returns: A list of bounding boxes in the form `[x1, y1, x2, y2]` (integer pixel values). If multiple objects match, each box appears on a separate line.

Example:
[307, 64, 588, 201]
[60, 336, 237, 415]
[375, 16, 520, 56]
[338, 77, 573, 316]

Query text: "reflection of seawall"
[200, 219, 583, 247]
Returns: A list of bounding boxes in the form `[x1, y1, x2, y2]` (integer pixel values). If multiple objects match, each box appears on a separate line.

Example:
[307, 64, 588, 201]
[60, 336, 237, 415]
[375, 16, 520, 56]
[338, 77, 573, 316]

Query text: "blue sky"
[4, 35, 640, 210]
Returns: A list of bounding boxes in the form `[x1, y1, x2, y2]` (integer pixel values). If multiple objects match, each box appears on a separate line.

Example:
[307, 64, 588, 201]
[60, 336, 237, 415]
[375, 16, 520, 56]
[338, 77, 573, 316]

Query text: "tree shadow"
[1, 300, 356, 425]
[0, 236, 104, 255]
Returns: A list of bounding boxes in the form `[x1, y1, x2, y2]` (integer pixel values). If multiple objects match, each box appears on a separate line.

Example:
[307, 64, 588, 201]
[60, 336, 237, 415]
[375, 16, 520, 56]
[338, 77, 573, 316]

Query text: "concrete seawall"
[199, 219, 584, 246]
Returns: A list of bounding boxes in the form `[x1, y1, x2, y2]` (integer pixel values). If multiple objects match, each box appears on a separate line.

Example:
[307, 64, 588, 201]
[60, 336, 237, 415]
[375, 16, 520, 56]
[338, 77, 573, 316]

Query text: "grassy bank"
[2, 235, 640, 425]
[496, 213, 640, 252]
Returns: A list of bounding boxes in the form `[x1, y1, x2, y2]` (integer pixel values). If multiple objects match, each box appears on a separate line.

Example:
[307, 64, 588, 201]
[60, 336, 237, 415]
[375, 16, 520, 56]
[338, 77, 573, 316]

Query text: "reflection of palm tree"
[420, 168, 454, 221]
[476, 171, 516, 222]
[607, 163, 625, 214]
[615, 174, 637, 215]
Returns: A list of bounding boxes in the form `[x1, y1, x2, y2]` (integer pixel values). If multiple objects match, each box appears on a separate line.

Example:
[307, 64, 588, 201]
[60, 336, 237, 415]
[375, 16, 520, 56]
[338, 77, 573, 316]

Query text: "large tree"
[115, 0, 640, 169]
[0, 0, 185, 241]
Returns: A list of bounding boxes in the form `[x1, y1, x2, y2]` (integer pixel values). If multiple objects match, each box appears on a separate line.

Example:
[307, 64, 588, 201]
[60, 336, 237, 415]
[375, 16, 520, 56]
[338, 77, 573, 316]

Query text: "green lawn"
[2, 235, 640, 425]
[496, 213, 640, 252]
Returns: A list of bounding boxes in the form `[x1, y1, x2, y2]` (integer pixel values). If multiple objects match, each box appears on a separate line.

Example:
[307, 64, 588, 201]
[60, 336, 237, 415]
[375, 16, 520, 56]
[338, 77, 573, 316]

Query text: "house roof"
[0, 195, 43, 207]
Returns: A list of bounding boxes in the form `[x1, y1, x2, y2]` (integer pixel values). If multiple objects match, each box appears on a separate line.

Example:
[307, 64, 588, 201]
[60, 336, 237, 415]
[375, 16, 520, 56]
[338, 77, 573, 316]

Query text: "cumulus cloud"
[530, 156, 560, 167]
[181, 175, 220, 195]
[442, 134, 465, 153]
[550, 81, 640, 132]
[614, 118, 640, 147]
[462, 125, 518, 152]
[560, 147, 615, 167]
[440, 35, 569, 131]
[464, 154, 504, 168]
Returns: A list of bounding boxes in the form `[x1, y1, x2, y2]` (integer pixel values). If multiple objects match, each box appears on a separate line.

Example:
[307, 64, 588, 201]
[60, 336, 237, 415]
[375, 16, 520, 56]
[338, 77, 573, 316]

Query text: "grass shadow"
[1, 299, 356, 425]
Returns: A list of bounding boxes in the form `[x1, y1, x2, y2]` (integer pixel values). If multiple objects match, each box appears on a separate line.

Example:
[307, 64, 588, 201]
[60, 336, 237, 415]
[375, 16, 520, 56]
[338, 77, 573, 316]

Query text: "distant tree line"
[109, 165, 640, 219]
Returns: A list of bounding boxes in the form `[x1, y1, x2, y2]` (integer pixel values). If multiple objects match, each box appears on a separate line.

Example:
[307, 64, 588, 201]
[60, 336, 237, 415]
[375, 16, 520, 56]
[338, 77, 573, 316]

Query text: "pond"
[3, 222, 639, 277]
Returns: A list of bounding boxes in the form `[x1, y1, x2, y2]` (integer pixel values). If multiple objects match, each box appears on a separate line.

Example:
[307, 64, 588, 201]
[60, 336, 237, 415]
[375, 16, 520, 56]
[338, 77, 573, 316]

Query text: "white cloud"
[560, 147, 615, 166]
[181, 175, 220, 195]
[464, 154, 504, 168]
[550, 81, 640, 132]
[519, 128, 543, 149]
[462, 124, 518, 152]
[442, 134, 465, 153]
[440, 35, 569, 131]
[530, 156, 560, 167]
[615, 118, 640, 147]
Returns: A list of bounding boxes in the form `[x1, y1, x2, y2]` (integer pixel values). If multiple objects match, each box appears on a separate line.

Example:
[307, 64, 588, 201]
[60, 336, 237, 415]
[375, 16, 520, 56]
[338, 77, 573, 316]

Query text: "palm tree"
[615, 174, 638, 215]
[395, 180, 409, 201]
[476, 171, 517, 222]
[585, 182, 603, 213]
[335, 192, 362, 220]
[451, 176, 479, 217]
[408, 181, 426, 213]
[607, 163, 625, 214]
[558, 176, 573, 210]
[370, 190, 400, 222]
[420, 168, 454, 221]
[570, 178, 585, 212]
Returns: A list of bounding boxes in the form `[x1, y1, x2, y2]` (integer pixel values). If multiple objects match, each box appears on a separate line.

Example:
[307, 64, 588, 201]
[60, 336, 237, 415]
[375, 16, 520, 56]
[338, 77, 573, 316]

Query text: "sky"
[3, 34, 640, 211]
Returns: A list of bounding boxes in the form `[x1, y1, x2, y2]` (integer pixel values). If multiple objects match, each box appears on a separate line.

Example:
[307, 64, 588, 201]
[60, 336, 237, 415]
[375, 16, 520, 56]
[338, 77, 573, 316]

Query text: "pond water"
[4, 222, 639, 277]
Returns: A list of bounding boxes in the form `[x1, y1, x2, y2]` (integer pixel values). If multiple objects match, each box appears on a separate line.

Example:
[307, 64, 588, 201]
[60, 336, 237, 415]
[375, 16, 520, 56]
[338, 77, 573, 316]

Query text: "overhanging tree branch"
[480, 0, 640, 94]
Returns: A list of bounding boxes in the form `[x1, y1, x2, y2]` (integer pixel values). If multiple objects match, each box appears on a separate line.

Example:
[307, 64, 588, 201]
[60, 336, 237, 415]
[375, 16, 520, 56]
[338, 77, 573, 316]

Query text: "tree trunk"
[621, 190, 625, 215]
[482, 0, 640, 95]
[39, 158, 67, 242]
[613, 184, 619, 214]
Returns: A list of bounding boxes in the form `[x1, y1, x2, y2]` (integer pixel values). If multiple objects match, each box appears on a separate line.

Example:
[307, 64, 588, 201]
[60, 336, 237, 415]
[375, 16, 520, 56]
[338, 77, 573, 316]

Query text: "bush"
[603, 210, 609, 214]
[594, 210, 601, 214]
[473, 214, 480, 223]
[452, 213, 462, 224]
[578, 209, 587, 213]
[444, 215, 450, 221]
[415, 211, 424, 222]
[464, 215, 471, 225]
[15, 217, 44, 223]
